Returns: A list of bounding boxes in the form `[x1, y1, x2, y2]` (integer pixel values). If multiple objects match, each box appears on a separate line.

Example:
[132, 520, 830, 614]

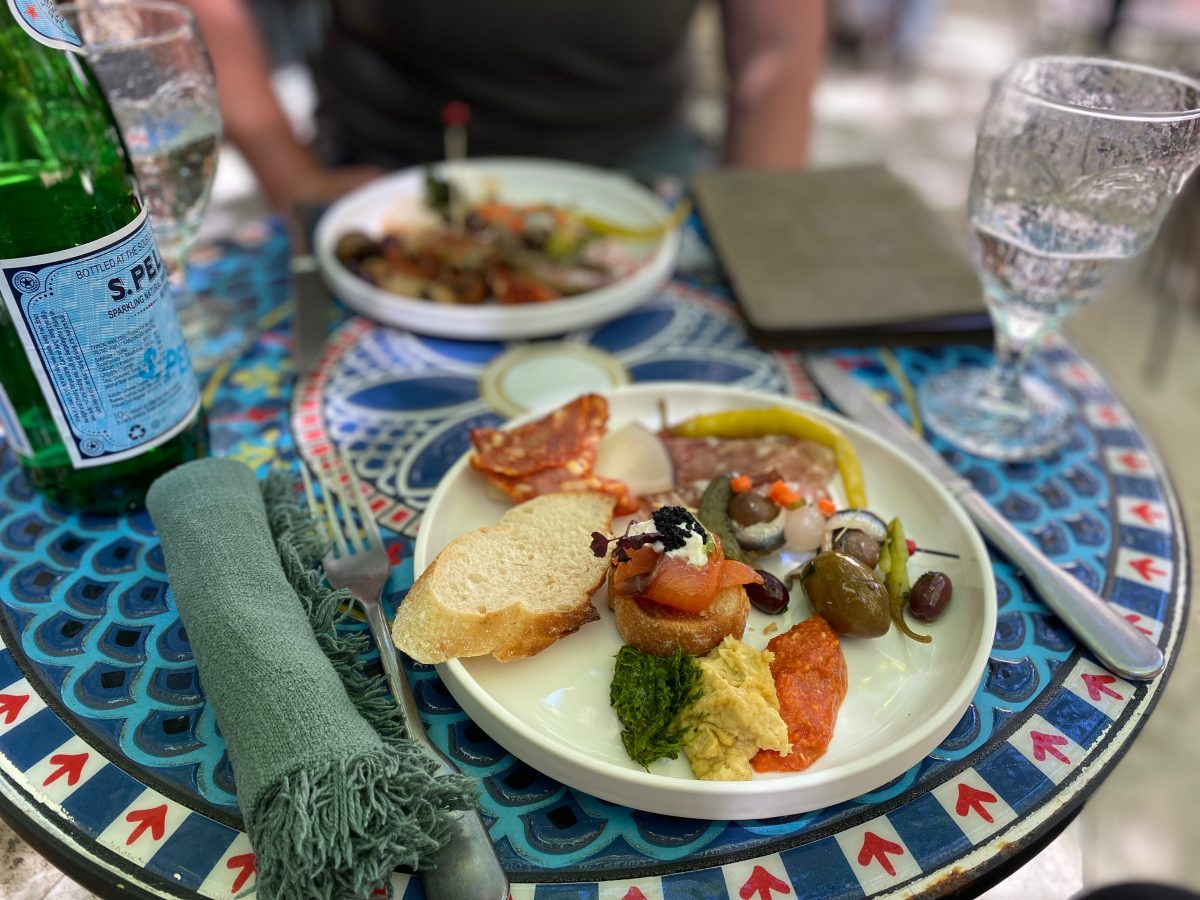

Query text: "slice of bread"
[608, 574, 751, 658]
[393, 491, 616, 663]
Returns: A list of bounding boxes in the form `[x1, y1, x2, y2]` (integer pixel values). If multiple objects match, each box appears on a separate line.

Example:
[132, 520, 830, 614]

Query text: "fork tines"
[299, 445, 383, 556]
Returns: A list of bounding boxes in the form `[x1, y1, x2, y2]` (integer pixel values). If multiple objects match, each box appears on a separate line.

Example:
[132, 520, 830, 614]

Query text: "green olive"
[795, 551, 890, 638]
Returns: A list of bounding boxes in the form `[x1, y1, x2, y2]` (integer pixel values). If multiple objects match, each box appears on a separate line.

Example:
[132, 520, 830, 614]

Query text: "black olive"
[909, 572, 952, 622]
[746, 570, 789, 614]
[836, 530, 882, 568]
[728, 491, 779, 526]
[334, 231, 379, 264]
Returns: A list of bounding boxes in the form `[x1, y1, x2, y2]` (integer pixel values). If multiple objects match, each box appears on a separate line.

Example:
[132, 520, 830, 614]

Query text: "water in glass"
[919, 57, 1200, 460]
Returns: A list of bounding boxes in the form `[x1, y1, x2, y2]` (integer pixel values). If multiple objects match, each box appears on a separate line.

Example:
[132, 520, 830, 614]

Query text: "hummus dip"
[677, 636, 791, 780]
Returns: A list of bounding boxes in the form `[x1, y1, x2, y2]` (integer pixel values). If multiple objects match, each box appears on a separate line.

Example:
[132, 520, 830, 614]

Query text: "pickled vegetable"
[883, 517, 931, 643]
[729, 492, 786, 553]
[784, 504, 825, 553]
[668, 408, 867, 509]
[696, 474, 751, 564]
[822, 509, 888, 551]
[837, 530, 882, 568]
[793, 552, 889, 638]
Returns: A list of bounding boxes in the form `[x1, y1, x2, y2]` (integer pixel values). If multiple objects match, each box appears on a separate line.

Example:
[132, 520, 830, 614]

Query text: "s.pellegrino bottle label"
[7, 0, 82, 52]
[0, 210, 201, 468]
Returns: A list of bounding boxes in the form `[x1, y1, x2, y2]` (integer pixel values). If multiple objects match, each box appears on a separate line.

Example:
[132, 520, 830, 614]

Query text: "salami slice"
[469, 394, 635, 513]
[470, 393, 609, 477]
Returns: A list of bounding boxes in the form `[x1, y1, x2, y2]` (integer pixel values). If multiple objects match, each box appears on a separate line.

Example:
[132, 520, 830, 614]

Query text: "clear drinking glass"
[59, 1, 221, 309]
[919, 57, 1200, 460]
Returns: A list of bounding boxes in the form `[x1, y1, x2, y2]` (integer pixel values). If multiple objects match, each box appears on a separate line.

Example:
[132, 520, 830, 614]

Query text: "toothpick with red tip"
[440, 100, 471, 228]
[441, 100, 471, 161]
[906, 538, 959, 559]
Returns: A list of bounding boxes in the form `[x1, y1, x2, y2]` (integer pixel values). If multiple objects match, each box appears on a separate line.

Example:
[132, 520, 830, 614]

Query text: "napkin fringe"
[252, 746, 462, 898]
[263, 472, 408, 745]
[249, 472, 476, 897]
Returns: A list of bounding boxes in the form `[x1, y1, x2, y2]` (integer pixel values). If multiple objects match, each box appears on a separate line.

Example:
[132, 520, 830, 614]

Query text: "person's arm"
[719, 0, 826, 168]
[179, 0, 379, 209]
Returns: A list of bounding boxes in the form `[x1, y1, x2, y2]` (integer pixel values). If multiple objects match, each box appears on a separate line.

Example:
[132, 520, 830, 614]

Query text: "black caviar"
[651, 506, 707, 552]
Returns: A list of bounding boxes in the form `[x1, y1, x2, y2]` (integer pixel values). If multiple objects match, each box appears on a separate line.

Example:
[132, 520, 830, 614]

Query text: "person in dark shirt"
[182, 0, 826, 209]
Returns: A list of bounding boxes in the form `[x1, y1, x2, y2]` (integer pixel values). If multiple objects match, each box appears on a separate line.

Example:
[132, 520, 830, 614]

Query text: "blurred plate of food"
[314, 158, 681, 340]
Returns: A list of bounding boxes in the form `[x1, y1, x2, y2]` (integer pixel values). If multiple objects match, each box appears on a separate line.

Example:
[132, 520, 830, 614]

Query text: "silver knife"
[806, 357, 1165, 682]
[289, 202, 333, 375]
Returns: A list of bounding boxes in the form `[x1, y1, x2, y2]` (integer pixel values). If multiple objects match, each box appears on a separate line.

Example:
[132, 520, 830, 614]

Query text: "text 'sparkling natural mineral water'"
[0, 0, 208, 510]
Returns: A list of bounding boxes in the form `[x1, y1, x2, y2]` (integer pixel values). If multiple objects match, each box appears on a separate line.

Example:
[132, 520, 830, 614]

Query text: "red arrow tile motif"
[1082, 673, 1123, 702]
[1117, 452, 1145, 471]
[622, 888, 648, 900]
[1064, 364, 1093, 384]
[1030, 731, 1070, 764]
[1128, 502, 1165, 526]
[42, 752, 88, 787]
[858, 832, 905, 877]
[740, 865, 791, 899]
[955, 783, 998, 823]
[125, 804, 167, 845]
[0, 693, 29, 725]
[1128, 557, 1167, 582]
[227, 853, 256, 893]
[1124, 614, 1154, 636]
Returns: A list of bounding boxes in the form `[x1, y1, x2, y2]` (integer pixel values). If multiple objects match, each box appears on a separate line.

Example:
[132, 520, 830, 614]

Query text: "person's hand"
[260, 153, 385, 211]
[276, 163, 386, 209]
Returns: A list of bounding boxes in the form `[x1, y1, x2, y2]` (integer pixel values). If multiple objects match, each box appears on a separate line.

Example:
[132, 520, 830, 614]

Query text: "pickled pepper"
[884, 517, 931, 644]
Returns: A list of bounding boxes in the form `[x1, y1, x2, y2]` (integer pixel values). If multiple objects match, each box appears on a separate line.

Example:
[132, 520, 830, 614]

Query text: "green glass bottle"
[0, 2, 208, 511]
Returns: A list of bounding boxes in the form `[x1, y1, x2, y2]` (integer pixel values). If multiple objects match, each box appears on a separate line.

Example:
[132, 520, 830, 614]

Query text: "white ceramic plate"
[314, 158, 680, 341]
[414, 383, 996, 820]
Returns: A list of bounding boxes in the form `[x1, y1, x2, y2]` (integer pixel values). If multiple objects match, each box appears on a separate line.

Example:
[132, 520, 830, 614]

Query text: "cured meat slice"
[658, 434, 836, 507]
[469, 394, 635, 513]
[470, 393, 609, 477]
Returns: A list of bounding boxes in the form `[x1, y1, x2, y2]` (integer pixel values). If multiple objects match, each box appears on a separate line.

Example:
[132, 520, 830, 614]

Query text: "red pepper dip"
[752, 616, 847, 773]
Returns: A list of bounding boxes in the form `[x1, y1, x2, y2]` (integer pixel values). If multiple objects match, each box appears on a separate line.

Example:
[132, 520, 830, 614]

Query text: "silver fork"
[300, 450, 509, 900]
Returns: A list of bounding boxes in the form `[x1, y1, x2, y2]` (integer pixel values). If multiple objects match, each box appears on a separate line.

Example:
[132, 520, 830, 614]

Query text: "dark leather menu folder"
[690, 164, 991, 348]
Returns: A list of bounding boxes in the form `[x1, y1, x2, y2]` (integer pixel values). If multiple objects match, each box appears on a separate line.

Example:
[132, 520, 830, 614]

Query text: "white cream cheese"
[627, 518, 710, 566]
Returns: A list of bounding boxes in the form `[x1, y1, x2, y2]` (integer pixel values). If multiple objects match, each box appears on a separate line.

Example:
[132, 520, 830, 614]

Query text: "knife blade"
[806, 357, 1165, 682]
[290, 255, 331, 375]
[288, 202, 333, 376]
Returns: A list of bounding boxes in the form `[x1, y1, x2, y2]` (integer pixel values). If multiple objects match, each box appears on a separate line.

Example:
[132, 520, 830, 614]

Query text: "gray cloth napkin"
[147, 458, 475, 900]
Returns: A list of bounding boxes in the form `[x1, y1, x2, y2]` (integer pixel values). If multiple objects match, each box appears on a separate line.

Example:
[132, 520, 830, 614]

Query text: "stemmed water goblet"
[919, 57, 1200, 460]
[60, 0, 221, 309]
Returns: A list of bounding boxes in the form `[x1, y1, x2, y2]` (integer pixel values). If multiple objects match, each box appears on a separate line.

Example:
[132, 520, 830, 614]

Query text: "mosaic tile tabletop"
[0, 220, 1186, 899]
